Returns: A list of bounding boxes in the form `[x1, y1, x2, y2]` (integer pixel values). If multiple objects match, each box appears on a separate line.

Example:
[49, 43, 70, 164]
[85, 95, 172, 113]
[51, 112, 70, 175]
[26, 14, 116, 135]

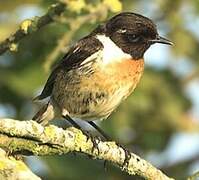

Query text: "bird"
[33, 12, 173, 139]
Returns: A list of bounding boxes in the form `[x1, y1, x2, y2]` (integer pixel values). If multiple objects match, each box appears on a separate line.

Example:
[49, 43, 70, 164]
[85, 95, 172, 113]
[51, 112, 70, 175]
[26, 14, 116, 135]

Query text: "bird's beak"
[149, 36, 173, 45]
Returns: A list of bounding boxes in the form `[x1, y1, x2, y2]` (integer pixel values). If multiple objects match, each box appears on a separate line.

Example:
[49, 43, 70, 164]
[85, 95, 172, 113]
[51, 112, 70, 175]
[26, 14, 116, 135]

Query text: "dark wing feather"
[35, 35, 103, 100]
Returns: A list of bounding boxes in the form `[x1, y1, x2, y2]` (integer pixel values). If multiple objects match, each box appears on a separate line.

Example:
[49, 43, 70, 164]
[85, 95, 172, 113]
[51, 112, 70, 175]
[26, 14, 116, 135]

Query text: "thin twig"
[0, 2, 66, 55]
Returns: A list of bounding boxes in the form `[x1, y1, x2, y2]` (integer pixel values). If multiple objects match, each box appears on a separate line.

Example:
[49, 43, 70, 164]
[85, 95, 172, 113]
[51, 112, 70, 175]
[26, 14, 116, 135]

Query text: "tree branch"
[0, 118, 173, 180]
[0, 2, 66, 55]
[188, 171, 199, 180]
[0, 0, 121, 56]
[0, 148, 41, 180]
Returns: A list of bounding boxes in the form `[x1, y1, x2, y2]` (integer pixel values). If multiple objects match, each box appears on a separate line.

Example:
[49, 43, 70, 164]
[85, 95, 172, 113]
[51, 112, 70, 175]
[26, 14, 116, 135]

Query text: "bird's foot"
[116, 143, 131, 170]
[84, 131, 100, 154]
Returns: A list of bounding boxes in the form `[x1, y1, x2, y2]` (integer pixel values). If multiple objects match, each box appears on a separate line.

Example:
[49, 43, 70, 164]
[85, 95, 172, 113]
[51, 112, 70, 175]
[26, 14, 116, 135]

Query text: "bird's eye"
[117, 29, 127, 33]
[126, 34, 141, 43]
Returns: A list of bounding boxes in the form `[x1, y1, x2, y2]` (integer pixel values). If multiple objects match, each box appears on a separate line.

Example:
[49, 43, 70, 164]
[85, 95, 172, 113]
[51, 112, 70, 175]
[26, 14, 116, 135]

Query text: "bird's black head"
[94, 12, 173, 60]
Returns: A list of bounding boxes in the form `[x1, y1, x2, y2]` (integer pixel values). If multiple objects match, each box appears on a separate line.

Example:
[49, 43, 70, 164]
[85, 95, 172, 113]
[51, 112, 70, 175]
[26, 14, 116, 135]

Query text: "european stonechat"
[33, 12, 173, 139]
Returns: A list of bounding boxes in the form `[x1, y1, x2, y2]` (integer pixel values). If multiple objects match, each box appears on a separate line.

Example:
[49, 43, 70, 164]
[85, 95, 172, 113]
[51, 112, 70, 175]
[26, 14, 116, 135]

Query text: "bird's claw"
[116, 143, 131, 170]
[84, 131, 100, 154]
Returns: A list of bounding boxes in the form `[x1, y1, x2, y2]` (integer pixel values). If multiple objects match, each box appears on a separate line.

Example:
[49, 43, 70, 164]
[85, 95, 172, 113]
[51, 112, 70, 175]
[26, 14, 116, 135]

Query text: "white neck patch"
[96, 35, 131, 64]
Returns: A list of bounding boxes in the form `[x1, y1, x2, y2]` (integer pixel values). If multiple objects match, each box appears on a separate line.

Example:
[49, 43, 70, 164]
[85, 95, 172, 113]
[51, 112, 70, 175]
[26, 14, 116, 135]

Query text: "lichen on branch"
[0, 2, 66, 55]
[0, 0, 123, 56]
[0, 148, 41, 180]
[0, 118, 173, 180]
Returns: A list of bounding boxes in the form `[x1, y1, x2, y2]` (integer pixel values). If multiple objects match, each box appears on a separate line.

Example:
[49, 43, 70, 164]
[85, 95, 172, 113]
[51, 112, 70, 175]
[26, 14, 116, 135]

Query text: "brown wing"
[34, 36, 103, 100]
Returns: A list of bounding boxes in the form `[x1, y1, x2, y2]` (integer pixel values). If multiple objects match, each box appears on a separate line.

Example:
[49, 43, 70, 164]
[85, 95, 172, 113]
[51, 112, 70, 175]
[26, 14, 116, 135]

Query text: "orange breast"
[108, 58, 144, 80]
[80, 58, 144, 91]
[105, 58, 144, 97]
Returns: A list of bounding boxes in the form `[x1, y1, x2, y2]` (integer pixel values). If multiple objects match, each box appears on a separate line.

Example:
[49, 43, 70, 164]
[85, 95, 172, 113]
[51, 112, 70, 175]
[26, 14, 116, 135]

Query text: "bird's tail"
[32, 101, 55, 126]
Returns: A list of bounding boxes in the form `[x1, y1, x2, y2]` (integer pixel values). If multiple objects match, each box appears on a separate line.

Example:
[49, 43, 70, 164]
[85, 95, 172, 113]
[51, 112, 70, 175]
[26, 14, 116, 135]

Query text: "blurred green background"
[1, 0, 199, 179]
